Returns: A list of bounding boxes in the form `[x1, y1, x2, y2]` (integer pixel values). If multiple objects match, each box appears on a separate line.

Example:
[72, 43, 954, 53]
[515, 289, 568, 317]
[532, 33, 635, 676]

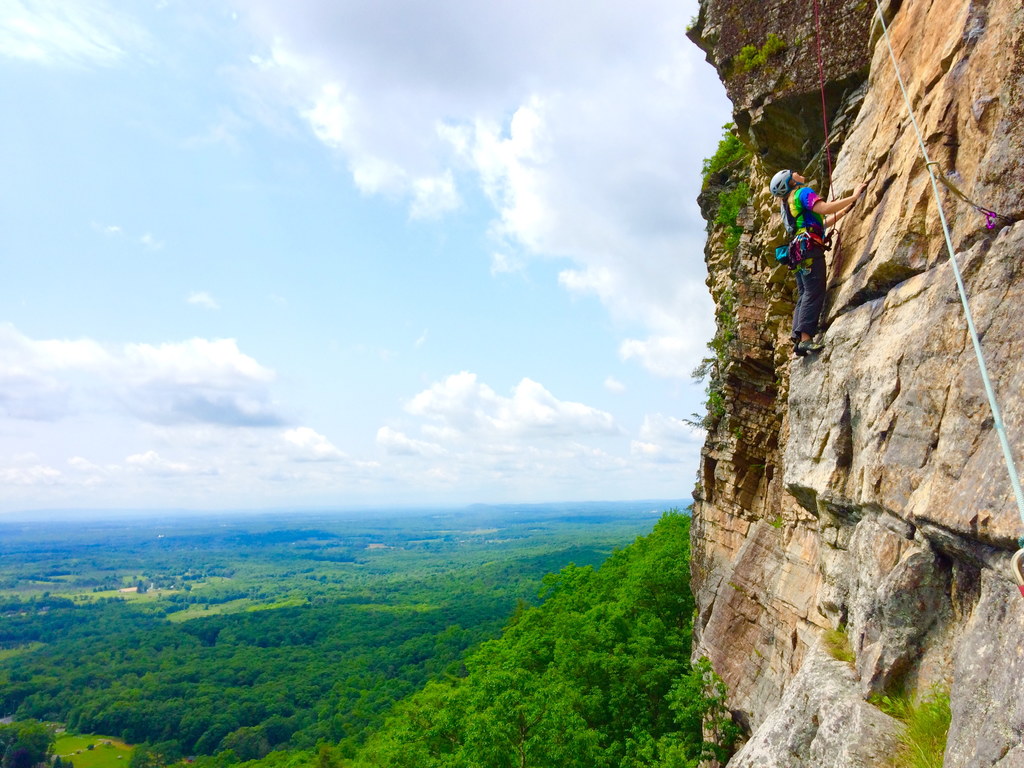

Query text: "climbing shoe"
[796, 339, 825, 355]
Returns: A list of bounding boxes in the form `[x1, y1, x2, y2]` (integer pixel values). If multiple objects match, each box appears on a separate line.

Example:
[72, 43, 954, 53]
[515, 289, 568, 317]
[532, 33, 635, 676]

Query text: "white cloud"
[466, 100, 553, 252]
[489, 252, 522, 276]
[0, 0, 149, 67]
[125, 450, 192, 475]
[303, 81, 354, 150]
[119, 338, 282, 426]
[410, 170, 460, 220]
[93, 222, 123, 236]
[604, 376, 626, 394]
[0, 325, 284, 427]
[92, 222, 164, 251]
[0, 324, 110, 420]
[230, 0, 728, 379]
[283, 427, 345, 462]
[376, 426, 444, 457]
[406, 371, 619, 439]
[68, 456, 103, 472]
[630, 413, 704, 464]
[187, 292, 220, 310]
[0, 464, 62, 486]
[620, 334, 706, 380]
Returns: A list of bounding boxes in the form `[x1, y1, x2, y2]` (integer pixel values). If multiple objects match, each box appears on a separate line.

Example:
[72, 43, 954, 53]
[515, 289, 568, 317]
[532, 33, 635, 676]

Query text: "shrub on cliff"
[700, 124, 749, 189]
[731, 33, 788, 75]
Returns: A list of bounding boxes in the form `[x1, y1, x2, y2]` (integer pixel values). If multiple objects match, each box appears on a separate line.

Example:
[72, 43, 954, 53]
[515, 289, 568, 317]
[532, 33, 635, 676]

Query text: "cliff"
[687, 0, 1024, 765]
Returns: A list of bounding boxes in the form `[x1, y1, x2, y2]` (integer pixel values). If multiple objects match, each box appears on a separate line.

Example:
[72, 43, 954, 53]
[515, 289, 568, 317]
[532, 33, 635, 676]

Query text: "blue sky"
[0, 0, 730, 513]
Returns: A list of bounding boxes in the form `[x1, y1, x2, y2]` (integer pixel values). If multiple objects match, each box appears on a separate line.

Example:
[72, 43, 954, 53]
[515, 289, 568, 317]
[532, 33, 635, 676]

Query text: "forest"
[0, 502, 732, 768]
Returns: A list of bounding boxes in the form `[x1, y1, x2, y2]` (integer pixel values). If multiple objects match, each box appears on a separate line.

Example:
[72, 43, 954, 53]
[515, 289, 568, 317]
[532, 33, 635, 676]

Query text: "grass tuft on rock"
[871, 685, 951, 768]
[822, 625, 855, 663]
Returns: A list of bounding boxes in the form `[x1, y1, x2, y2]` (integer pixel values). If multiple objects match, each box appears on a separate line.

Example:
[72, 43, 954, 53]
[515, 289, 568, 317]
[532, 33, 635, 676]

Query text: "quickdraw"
[926, 162, 1015, 231]
[1012, 549, 1024, 599]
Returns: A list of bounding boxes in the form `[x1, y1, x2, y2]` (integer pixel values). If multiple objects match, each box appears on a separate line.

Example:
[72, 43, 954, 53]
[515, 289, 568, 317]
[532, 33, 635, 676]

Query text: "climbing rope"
[873, 0, 1024, 589]
[812, 0, 834, 195]
[811, 0, 846, 279]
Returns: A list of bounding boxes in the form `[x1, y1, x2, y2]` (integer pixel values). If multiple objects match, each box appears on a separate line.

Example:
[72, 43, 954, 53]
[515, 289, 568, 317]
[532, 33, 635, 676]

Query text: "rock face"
[727, 644, 902, 768]
[688, 0, 1024, 765]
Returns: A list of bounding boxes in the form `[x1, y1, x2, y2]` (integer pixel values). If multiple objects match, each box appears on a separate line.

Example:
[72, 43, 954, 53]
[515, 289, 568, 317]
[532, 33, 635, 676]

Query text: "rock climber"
[769, 170, 867, 356]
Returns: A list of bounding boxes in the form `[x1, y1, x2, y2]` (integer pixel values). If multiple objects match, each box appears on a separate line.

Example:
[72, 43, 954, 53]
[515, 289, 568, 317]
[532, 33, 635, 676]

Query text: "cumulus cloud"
[125, 450, 191, 475]
[376, 426, 445, 457]
[229, 0, 729, 378]
[0, 0, 149, 67]
[410, 170, 460, 220]
[283, 427, 345, 462]
[620, 335, 705, 380]
[406, 371, 619, 439]
[0, 324, 110, 421]
[350, 372, 642, 495]
[0, 463, 62, 486]
[604, 376, 626, 394]
[630, 413, 704, 464]
[0, 325, 284, 427]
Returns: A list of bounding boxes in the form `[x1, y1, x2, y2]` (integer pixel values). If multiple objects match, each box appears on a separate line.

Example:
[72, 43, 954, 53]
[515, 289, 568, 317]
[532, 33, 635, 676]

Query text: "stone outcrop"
[688, 0, 1024, 765]
[727, 644, 902, 768]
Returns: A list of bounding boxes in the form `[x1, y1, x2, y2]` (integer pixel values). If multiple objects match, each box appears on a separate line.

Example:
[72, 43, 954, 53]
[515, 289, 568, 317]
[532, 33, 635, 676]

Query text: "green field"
[164, 597, 253, 622]
[54, 734, 133, 768]
[0, 642, 45, 661]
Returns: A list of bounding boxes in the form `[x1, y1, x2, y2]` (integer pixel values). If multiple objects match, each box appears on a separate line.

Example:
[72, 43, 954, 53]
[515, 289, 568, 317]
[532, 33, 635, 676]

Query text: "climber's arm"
[812, 182, 867, 216]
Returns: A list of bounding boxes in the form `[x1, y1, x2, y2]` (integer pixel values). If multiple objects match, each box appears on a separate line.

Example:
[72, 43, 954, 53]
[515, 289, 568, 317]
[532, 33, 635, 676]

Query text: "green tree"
[353, 511, 705, 768]
[662, 658, 740, 765]
[220, 727, 271, 762]
[0, 721, 55, 768]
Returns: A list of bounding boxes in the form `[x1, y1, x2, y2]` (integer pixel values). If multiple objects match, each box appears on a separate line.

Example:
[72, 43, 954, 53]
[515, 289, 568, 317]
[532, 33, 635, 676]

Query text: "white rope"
[873, 0, 1024, 542]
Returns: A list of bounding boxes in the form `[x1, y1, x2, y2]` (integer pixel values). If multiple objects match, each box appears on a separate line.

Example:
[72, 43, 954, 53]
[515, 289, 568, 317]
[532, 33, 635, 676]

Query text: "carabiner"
[1011, 549, 1024, 599]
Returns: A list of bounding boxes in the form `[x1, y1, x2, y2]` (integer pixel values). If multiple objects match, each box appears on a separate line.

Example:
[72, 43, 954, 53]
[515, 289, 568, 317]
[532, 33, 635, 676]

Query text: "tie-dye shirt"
[787, 186, 825, 236]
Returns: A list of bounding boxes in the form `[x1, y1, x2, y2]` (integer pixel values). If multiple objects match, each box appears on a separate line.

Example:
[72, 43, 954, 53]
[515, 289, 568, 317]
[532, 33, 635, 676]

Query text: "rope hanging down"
[873, 0, 1024, 575]
[811, 0, 845, 273]
[812, 0, 834, 195]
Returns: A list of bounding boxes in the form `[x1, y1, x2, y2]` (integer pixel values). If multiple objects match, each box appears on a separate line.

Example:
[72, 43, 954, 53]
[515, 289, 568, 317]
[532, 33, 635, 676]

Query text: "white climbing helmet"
[769, 169, 794, 197]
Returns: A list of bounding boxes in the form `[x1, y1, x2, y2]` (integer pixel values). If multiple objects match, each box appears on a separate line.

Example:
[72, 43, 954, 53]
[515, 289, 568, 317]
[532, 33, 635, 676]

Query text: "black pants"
[793, 246, 826, 339]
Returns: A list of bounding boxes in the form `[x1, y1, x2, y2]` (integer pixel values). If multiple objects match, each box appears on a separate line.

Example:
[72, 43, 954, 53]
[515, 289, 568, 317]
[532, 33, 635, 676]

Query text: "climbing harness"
[874, 0, 1024, 596]
[776, 231, 832, 271]
[776, 182, 833, 270]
